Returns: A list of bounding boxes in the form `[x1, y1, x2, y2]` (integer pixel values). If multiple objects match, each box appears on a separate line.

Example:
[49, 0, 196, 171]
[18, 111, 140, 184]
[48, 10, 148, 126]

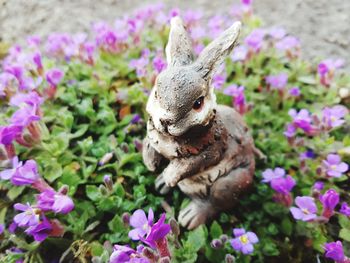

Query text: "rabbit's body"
[142, 17, 255, 229]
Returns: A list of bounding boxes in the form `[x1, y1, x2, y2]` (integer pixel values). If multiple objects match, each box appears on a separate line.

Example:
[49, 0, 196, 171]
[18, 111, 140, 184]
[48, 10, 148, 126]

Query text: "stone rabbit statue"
[142, 17, 255, 230]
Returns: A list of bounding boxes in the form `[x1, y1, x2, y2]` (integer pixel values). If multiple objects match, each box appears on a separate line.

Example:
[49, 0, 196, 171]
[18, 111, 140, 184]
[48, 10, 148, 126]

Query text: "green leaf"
[186, 225, 207, 252]
[281, 217, 293, 236]
[86, 185, 101, 201]
[339, 228, 350, 242]
[210, 221, 223, 239]
[43, 161, 63, 183]
[7, 186, 25, 201]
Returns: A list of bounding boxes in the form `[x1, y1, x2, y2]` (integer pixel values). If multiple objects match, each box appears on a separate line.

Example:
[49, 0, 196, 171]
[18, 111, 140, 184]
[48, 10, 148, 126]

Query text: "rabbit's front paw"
[155, 174, 171, 195]
[161, 165, 181, 187]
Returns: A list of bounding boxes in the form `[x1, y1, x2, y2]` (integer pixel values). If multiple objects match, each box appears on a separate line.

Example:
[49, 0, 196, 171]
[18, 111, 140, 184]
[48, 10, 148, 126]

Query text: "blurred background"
[0, 0, 349, 67]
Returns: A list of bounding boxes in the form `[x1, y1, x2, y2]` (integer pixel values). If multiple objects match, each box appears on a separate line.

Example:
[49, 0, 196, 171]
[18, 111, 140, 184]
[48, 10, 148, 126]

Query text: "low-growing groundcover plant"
[0, 1, 350, 262]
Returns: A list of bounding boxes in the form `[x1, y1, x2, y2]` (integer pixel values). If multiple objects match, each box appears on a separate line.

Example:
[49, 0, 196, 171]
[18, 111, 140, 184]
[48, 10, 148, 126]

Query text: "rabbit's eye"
[193, 96, 204, 111]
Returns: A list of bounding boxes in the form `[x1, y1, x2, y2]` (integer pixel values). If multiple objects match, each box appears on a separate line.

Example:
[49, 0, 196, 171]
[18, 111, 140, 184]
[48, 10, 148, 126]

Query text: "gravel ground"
[0, 0, 349, 68]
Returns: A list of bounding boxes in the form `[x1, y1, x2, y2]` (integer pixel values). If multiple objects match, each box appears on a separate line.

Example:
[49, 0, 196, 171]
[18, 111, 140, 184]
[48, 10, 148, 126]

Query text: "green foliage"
[0, 3, 350, 263]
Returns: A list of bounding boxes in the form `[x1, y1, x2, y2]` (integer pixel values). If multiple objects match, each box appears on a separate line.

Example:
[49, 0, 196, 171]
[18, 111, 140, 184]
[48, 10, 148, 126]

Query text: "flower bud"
[159, 257, 171, 263]
[122, 212, 130, 226]
[103, 174, 113, 192]
[58, 185, 69, 195]
[210, 239, 223, 249]
[220, 234, 228, 243]
[99, 152, 113, 166]
[225, 254, 236, 263]
[169, 218, 180, 237]
[133, 138, 143, 152]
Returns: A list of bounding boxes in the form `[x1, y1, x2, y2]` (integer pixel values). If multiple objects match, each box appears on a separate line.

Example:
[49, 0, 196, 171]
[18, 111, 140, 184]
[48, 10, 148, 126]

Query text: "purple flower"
[0, 224, 4, 234]
[25, 215, 52, 242]
[46, 68, 64, 87]
[32, 52, 43, 71]
[10, 105, 40, 127]
[290, 196, 317, 221]
[109, 245, 149, 263]
[261, 167, 285, 183]
[13, 203, 40, 227]
[10, 91, 44, 108]
[299, 150, 315, 160]
[340, 202, 350, 217]
[140, 213, 171, 249]
[230, 228, 259, 255]
[231, 45, 248, 62]
[224, 85, 246, 114]
[245, 29, 265, 52]
[208, 15, 226, 39]
[323, 154, 348, 178]
[318, 59, 344, 77]
[289, 87, 300, 97]
[283, 123, 296, 138]
[0, 157, 40, 186]
[152, 55, 167, 73]
[265, 73, 288, 90]
[275, 36, 300, 51]
[322, 105, 348, 129]
[129, 49, 150, 78]
[241, 0, 252, 5]
[313, 181, 324, 191]
[288, 108, 316, 135]
[319, 189, 339, 218]
[0, 72, 18, 96]
[212, 73, 226, 90]
[37, 190, 74, 214]
[131, 114, 141, 124]
[128, 208, 154, 240]
[270, 175, 296, 194]
[0, 125, 22, 145]
[268, 27, 286, 40]
[324, 241, 345, 262]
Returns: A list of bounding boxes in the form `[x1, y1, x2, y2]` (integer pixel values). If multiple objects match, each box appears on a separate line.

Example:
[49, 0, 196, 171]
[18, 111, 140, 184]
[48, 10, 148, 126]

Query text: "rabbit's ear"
[165, 16, 194, 67]
[194, 21, 241, 81]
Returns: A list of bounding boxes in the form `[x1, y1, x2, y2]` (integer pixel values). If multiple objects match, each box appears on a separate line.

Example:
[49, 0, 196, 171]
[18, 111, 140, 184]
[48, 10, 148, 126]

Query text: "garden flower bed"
[0, 1, 349, 262]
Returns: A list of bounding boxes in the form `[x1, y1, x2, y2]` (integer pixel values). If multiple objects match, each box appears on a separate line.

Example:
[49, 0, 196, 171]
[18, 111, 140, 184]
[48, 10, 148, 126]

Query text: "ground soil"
[0, 0, 349, 68]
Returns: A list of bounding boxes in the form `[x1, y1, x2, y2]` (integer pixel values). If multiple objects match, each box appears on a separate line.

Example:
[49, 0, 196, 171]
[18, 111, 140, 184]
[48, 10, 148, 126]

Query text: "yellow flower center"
[330, 165, 337, 170]
[302, 208, 309, 215]
[143, 223, 149, 231]
[239, 234, 249, 244]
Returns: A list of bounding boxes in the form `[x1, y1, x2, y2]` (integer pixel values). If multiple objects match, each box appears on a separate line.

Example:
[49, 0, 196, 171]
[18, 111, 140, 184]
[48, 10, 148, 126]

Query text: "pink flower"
[322, 105, 348, 129]
[268, 27, 286, 40]
[261, 167, 285, 183]
[37, 190, 74, 214]
[13, 203, 40, 227]
[323, 154, 348, 178]
[275, 36, 300, 51]
[290, 196, 317, 221]
[265, 73, 288, 90]
[0, 157, 40, 186]
[128, 208, 154, 241]
[245, 29, 265, 52]
[319, 189, 339, 219]
[46, 68, 64, 87]
[289, 87, 300, 97]
[270, 175, 296, 195]
[324, 241, 345, 262]
[339, 202, 350, 217]
[230, 228, 259, 255]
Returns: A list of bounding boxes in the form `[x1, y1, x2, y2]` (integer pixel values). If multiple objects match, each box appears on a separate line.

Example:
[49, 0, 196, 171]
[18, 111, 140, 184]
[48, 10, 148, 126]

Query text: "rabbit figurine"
[142, 17, 255, 230]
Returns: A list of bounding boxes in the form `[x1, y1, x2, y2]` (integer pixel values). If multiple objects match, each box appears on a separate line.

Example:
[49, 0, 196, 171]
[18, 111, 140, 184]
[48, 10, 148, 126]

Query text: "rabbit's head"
[147, 17, 241, 137]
